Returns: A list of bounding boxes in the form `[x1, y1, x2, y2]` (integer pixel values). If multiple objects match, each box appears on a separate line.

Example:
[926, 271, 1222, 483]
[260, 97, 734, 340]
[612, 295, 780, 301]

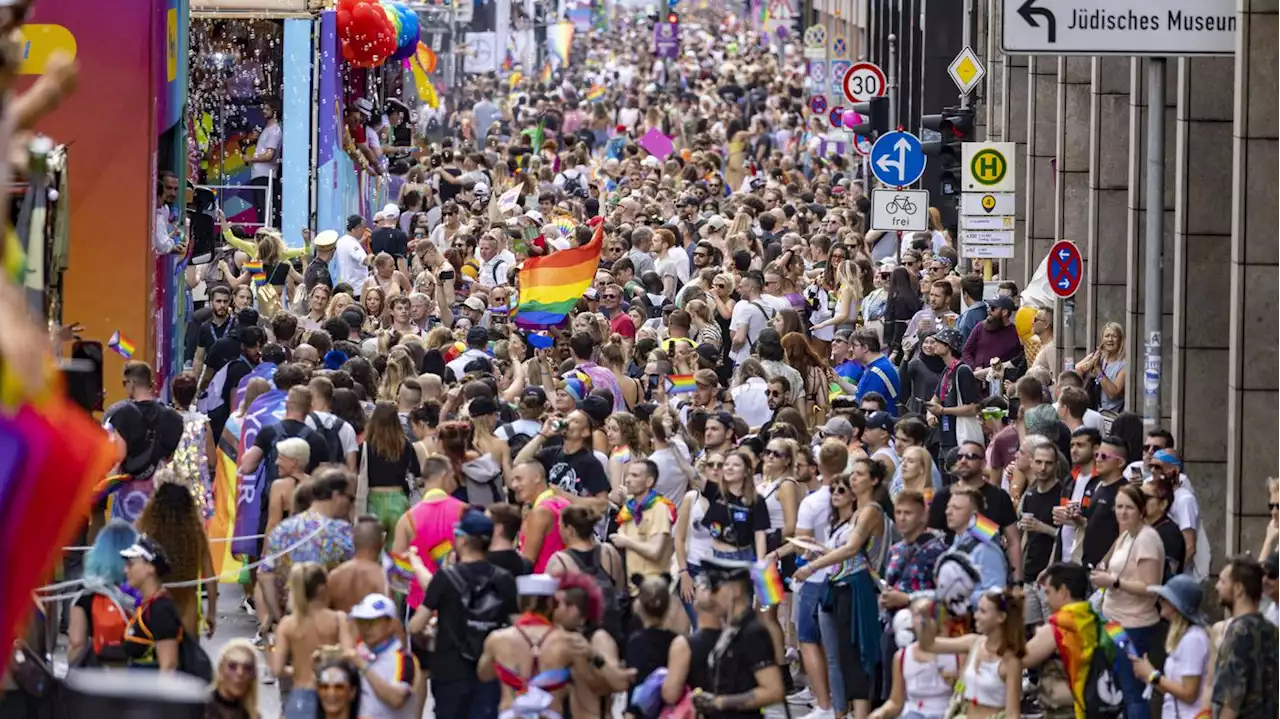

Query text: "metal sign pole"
[960, 0, 972, 109]
[1142, 57, 1166, 428]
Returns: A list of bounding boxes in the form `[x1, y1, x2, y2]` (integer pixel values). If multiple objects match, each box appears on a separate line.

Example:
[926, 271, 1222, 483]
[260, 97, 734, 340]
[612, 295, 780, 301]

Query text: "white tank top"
[685, 491, 715, 566]
[961, 641, 1006, 709]
[901, 645, 958, 717]
[757, 477, 792, 531]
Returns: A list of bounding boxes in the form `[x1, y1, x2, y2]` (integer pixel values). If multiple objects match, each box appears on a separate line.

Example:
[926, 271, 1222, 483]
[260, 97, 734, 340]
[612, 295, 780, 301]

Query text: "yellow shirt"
[618, 503, 673, 596]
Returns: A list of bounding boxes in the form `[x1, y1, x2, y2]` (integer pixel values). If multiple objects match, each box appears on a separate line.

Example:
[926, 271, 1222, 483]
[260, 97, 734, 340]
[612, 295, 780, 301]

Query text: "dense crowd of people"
[16, 4, 1276, 719]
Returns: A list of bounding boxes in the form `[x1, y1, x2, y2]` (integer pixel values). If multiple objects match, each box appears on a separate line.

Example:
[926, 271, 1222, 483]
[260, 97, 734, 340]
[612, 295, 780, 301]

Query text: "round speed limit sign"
[842, 61, 887, 104]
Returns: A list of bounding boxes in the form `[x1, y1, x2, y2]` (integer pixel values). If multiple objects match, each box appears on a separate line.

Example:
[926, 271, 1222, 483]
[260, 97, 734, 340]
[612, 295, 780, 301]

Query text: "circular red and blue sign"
[828, 105, 845, 127]
[1048, 240, 1083, 298]
[809, 95, 828, 115]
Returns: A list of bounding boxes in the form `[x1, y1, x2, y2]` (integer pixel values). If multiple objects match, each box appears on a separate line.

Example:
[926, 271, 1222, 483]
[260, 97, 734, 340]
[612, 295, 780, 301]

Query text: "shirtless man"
[328, 516, 390, 613]
[509, 462, 570, 573]
[478, 574, 588, 716]
[553, 572, 634, 719]
[271, 562, 354, 719]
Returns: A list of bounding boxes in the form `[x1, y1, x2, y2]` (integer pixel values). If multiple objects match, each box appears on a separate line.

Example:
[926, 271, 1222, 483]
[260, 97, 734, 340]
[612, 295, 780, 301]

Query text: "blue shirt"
[953, 534, 1008, 610]
[854, 356, 902, 415]
[956, 301, 989, 346]
[834, 359, 864, 384]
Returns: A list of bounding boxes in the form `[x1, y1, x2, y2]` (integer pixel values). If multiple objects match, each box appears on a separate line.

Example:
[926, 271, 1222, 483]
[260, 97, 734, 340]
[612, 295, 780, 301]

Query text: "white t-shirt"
[333, 235, 369, 296]
[1161, 625, 1209, 719]
[649, 441, 692, 502]
[1060, 471, 1092, 561]
[796, 486, 832, 584]
[731, 376, 771, 430]
[655, 247, 690, 286]
[728, 299, 773, 365]
[251, 122, 283, 179]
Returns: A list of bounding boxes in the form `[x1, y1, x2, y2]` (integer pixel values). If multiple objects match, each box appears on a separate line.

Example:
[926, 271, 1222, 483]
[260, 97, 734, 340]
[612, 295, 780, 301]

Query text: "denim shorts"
[794, 581, 824, 644]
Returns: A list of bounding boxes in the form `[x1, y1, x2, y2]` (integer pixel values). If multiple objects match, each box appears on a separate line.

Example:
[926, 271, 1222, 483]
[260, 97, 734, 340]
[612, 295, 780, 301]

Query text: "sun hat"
[1148, 574, 1208, 626]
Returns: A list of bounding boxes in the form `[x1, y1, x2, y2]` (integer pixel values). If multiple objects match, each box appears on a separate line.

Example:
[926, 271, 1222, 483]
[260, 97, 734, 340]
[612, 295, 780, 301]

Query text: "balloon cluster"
[337, 0, 420, 68]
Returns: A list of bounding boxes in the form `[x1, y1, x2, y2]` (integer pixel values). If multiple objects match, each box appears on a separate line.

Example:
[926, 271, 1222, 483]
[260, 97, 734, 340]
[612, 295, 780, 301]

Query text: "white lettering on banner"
[238, 480, 256, 506]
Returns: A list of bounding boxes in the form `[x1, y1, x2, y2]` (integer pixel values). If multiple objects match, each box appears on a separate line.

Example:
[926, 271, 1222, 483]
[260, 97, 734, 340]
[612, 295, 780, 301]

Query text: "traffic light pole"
[1142, 58, 1166, 429]
[887, 34, 897, 132]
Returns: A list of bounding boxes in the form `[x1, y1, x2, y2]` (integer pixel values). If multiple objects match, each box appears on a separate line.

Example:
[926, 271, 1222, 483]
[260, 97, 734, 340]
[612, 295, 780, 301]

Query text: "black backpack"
[567, 546, 630, 647]
[308, 412, 347, 464]
[441, 565, 509, 662]
[1082, 626, 1125, 717]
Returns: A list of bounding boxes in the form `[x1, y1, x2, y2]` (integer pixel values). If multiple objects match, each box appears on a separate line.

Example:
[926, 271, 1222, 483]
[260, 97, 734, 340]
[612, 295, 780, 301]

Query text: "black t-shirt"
[439, 165, 463, 202]
[363, 438, 420, 491]
[686, 628, 721, 693]
[701, 482, 770, 549]
[935, 361, 981, 450]
[625, 627, 676, 703]
[1019, 480, 1063, 580]
[487, 548, 532, 577]
[704, 616, 776, 719]
[536, 445, 610, 499]
[196, 317, 234, 355]
[122, 593, 182, 667]
[1152, 515, 1186, 581]
[928, 481, 1017, 542]
[370, 227, 409, 260]
[423, 560, 518, 681]
[1080, 476, 1123, 568]
[254, 419, 330, 474]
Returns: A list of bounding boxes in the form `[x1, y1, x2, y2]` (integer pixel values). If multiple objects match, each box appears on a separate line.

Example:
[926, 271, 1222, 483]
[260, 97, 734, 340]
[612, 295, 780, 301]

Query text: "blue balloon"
[390, 3, 419, 61]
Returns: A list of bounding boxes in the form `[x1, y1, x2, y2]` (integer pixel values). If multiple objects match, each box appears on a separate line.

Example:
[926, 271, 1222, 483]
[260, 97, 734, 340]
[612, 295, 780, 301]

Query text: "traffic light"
[666, 11, 678, 24]
[850, 96, 889, 139]
[921, 106, 974, 196]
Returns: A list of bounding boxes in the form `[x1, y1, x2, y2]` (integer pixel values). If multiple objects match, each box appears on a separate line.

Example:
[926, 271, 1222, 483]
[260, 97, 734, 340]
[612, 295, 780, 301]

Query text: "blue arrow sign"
[1047, 240, 1082, 298]
[869, 131, 926, 187]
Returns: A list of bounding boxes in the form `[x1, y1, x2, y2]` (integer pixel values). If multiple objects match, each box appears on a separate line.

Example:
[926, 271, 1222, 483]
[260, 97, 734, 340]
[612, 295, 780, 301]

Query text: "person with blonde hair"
[891, 446, 937, 504]
[210, 639, 261, 719]
[326, 291, 355, 319]
[266, 436, 311, 537]
[1075, 321, 1126, 415]
[272, 562, 354, 719]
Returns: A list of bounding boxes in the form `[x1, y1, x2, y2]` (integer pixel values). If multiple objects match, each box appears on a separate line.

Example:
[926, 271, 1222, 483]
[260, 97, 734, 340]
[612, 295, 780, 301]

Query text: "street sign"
[962, 142, 1017, 193]
[871, 189, 930, 232]
[809, 95, 828, 114]
[1001, 0, 1236, 56]
[870, 131, 926, 187]
[807, 60, 827, 84]
[828, 106, 845, 128]
[653, 22, 680, 58]
[803, 24, 827, 59]
[842, 61, 887, 104]
[948, 46, 985, 95]
[830, 35, 848, 58]
[962, 244, 1016, 259]
[961, 192, 1016, 216]
[961, 215, 1016, 231]
[1048, 239, 1084, 298]
[854, 134, 872, 156]
[960, 230, 1016, 245]
[828, 60, 850, 100]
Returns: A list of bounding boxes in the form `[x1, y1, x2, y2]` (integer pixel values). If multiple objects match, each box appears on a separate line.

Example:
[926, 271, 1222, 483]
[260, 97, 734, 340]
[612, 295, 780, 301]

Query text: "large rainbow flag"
[546, 22, 574, 66]
[514, 217, 603, 329]
[1047, 600, 1115, 719]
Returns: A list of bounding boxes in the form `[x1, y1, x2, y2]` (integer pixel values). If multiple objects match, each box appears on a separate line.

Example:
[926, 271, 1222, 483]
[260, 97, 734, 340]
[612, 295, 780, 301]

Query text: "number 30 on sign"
[842, 61, 886, 104]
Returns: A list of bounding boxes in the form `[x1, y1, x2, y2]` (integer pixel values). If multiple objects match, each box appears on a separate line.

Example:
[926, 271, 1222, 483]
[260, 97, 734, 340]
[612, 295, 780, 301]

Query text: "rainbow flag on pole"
[546, 22, 574, 65]
[514, 218, 604, 329]
[108, 331, 136, 359]
[752, 561, 784, 607]
[585, 85, 606, 103]
[968, 514, 1000, 543]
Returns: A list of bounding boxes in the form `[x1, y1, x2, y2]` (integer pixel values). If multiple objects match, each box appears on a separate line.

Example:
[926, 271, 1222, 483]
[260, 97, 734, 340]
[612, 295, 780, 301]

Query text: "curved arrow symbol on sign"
[1017, 0, 1057, 43]
[875, 136, 912, 183]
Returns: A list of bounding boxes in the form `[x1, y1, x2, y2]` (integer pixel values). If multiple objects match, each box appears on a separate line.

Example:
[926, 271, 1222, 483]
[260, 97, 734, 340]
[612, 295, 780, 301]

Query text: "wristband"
[1148, 669, 1162, 685]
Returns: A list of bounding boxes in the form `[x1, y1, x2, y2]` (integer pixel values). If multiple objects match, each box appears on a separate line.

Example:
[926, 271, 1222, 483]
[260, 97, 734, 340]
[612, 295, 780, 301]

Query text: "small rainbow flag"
[539, 62, 553, 85]
[1103, 620, 1129, 648]
[107, 331, 135, 359]
[428, 539, 454, 566]
[92, 474, 130, 503]
[241, 260, 263, 274]
[611, 446, 632, 464]
[388, 550, 415, 575]
[968, 514, 1000, 543]
[666, 374, 697, 395]
[585, 85, 606, 103]
[753, 560, 784, 608]
[514, 218, 604, 329]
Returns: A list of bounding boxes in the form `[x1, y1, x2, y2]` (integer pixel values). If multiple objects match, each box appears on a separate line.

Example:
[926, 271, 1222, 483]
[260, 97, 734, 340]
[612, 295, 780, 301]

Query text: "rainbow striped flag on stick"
[968, 514, 1000, 543]
[514, 218, 604, 329]
[752, 560, 784, 608]
[108, 331, 136, 359]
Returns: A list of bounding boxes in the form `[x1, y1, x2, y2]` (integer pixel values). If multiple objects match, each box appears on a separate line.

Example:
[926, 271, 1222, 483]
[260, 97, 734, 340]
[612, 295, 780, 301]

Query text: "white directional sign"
[960, 230, 1016, 245]
[871, 189, 929, 232]
[1002, 0, 1237, 56]
[962, 244, 1016, 259]
[961, 215, 1016, 231]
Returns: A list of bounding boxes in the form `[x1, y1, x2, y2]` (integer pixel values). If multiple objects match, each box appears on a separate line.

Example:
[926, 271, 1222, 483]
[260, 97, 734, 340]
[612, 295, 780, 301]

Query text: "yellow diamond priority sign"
[948, 46, 985, 96]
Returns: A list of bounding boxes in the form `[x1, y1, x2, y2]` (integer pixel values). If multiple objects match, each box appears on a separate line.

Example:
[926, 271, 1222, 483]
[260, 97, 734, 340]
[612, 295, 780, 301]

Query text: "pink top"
[407, 492, 467, 607]
[522, 491, 571, 573]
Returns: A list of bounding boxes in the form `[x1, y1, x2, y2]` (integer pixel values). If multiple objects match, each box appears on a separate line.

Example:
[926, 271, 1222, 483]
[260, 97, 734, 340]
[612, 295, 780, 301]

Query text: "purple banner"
[231, 388, 287, 556]
[653, 22, 680, 58]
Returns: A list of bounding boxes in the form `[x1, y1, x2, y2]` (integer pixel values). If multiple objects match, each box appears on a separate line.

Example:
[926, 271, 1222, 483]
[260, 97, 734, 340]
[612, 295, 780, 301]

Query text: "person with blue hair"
[67, 519, 140, 666]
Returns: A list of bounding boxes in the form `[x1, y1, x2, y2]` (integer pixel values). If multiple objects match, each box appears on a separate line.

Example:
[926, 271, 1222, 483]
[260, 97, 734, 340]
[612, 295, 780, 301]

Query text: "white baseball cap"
[375, 203, 400, 221]
[349, 593, 397, 620]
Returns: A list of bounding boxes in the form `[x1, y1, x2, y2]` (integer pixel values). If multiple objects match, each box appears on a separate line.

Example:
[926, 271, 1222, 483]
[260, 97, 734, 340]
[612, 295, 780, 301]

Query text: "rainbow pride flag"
[1048, 601, 1112, 719]
[514, 218, 603, 329]
[968, 514, 999, 543]
[538, 61, 553, 85]
[546, 22, 574, 65]
[585, 85, 606, 103]
[753, 560, 784, 607]
[107, 330, 136, 359]
[666, 374, 697, 395]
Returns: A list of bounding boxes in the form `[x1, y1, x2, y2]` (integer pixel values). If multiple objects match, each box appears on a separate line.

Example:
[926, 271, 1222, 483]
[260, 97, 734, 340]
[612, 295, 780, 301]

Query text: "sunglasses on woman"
[832, 485, 850, 496]
[224, 659, 255, 675]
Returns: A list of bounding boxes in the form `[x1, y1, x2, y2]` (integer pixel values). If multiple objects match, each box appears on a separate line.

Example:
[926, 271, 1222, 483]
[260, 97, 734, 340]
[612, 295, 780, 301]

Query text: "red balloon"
[341, 40, 355, 61]
[337, 9, 352, 28]
[352, 3, 376, 20]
